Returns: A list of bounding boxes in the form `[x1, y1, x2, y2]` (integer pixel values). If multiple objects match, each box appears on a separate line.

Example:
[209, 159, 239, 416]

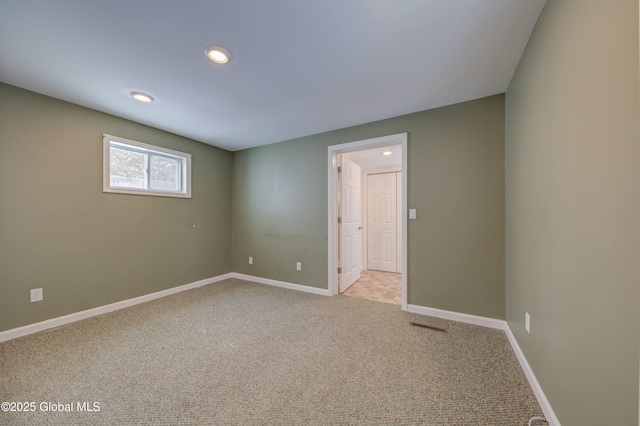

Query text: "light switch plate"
[296, 262, 302, 271]
[409, 209, 417, 219]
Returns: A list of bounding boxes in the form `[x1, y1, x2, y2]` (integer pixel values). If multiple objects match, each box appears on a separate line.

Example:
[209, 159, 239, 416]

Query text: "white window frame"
[103, 134, 192, 198]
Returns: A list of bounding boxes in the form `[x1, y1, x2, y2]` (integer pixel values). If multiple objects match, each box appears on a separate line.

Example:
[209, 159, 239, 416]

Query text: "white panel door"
[340, 158, 362, 292]
[367, 173, 397, 272]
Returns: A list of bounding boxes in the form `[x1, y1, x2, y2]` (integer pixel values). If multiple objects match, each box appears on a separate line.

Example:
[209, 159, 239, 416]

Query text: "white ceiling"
[343, 146, 401, 170]
[0, 0, 545, 151]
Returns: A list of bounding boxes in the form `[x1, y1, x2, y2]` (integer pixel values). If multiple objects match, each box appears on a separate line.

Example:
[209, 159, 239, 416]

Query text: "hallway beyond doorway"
[342, 270, 401, 305]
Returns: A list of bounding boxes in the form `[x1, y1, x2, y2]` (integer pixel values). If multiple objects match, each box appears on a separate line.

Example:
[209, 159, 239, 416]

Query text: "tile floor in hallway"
[341, 270, 402, 305]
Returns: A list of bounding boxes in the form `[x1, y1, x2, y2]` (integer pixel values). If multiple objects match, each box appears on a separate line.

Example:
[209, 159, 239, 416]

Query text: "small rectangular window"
[103, 134, 191, 198]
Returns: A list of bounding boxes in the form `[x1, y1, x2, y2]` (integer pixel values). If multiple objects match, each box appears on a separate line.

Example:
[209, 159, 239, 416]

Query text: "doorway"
[327, 133, 408, 311]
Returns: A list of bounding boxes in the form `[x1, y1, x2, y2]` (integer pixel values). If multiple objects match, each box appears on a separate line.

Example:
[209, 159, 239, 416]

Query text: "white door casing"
[396, 171, 402, 272]
[327, 132, 408, 311]
[367, 172, 397, 273]
[340, 157, 362, 292]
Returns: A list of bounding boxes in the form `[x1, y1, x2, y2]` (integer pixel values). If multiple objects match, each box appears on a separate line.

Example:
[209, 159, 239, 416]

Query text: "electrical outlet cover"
[30, 288, 43, 303]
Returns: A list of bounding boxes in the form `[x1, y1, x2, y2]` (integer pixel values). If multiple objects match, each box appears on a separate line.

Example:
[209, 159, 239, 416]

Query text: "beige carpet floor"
[0, 279, 542, 425]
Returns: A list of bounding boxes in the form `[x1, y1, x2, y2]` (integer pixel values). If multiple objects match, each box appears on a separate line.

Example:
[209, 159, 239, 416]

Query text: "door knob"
[358, 227, 363, 230]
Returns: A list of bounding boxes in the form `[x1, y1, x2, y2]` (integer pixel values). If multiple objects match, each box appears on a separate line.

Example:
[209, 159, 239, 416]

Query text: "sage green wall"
[0, 83, 233, 332]
[233, 95, 506, 319]
[505, 0, 640, 424]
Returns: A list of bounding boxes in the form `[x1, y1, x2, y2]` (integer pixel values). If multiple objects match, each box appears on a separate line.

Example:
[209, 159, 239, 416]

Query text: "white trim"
[0, 273, 234, 343]
[230, 273, 330, 296]
[505, 325, 561, 426]
[103, 134, 192, 199]
[407, 304, 506, 330]
[0, 268, 559, 425]
[363, 165, 402, 175]
[401, 140, 407, 310]
[327, 133, 408, 311]
[328, 148, 339, 296]
[396, 170, 402, 274]
[0, 272, 327, 343]
[104, 134, 193, 159]
[406, 303, 560, 425]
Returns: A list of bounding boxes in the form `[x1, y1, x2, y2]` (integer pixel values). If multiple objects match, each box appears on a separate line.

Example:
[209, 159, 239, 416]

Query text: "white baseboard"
[505, 324, 561, 426]
[230, 273, 330, 296]
[407, 303, 559, 425]
[407, 304, 506, 330]
[0, 273, 326, 343]
[0, 273, 558, 425]
[0, 273, 235, 343]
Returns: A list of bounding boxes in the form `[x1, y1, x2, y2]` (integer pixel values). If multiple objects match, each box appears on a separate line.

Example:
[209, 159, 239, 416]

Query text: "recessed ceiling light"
[205, 45, 232, 64]
[131, 92, 154, 103]
[382, 151, 393, 156]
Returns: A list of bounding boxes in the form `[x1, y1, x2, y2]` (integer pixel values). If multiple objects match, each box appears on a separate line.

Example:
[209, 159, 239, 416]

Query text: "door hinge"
[337, 217, 342, 224]
[338, 267, 342, 274]
[337, 166, 342, 173]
